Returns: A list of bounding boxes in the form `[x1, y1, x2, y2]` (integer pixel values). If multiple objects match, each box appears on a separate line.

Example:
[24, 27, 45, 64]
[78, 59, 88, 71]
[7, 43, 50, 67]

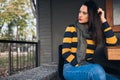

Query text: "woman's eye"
[83, 12, 88, 15]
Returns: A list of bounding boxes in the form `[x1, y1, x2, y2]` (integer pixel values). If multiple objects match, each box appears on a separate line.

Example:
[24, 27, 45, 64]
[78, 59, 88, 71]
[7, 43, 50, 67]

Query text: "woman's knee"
[90, 64, 106, 80]
[92, 64, 105, 74]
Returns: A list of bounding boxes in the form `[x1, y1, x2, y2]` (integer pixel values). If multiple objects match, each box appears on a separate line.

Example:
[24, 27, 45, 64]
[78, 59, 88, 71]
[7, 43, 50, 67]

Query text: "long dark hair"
[84, 0, 102, 45]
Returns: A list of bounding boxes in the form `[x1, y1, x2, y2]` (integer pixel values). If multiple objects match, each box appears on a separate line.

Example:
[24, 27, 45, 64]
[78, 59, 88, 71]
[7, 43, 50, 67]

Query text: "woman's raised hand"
[98, 8, 107, 23]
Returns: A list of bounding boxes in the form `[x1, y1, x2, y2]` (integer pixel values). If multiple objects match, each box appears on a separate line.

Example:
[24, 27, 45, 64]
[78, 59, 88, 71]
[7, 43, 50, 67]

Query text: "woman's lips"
[78, 18, 82, 21]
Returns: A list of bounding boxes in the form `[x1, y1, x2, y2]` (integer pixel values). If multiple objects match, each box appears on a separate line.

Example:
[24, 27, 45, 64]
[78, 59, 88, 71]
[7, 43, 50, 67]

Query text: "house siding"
[37, 0, 52, 64]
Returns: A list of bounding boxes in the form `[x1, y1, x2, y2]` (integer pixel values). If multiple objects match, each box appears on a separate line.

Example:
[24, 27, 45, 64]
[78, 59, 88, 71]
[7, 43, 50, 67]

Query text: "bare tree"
[30, 0, 36, 18]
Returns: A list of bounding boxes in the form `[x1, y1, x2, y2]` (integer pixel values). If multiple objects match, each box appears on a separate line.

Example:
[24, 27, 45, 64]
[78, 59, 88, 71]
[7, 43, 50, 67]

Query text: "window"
[106, 0, 120, 32]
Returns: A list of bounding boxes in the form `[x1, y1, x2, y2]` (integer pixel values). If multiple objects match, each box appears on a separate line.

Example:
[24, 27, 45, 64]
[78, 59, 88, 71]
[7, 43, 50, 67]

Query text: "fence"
[0, 40, 38, 78]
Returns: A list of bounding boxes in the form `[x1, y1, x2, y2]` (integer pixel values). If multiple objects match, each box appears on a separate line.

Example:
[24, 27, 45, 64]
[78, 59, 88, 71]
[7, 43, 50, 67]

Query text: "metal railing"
[0, 40, 38, 77]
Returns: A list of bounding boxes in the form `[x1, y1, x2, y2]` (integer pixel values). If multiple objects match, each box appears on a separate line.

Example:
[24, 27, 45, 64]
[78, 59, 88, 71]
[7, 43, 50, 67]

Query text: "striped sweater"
[62, 22, 118, 67]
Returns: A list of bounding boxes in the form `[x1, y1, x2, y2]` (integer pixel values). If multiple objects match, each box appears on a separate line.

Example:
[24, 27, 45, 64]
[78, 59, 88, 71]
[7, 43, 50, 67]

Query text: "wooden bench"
[107, 45, 120, 60]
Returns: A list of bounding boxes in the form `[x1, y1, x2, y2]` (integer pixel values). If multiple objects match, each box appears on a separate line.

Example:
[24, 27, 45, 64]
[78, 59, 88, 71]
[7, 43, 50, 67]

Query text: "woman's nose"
[79, 13, 82, 18]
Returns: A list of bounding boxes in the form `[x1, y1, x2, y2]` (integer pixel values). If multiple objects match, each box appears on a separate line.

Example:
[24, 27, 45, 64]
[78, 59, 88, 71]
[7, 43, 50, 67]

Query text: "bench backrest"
[58, 44, 65, 80]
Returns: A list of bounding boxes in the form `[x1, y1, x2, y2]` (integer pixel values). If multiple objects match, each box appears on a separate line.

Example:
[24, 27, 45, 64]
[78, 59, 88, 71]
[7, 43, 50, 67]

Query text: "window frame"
[106, 0, 120, 32]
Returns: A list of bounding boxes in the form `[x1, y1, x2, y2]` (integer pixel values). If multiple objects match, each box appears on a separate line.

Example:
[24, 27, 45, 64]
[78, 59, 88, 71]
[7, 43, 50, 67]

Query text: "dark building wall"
[51, 0, 83, 63]
[37, 0, 105, 64]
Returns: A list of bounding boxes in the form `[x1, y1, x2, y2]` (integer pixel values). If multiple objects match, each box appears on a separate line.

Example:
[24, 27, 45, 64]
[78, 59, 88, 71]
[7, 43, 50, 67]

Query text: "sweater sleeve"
[102, 21, 118, 45]
[62, 25, 78, 66]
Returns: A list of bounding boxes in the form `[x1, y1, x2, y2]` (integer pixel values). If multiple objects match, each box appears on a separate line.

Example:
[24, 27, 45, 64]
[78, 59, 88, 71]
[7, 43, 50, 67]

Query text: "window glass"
[113, 0, 120, 25]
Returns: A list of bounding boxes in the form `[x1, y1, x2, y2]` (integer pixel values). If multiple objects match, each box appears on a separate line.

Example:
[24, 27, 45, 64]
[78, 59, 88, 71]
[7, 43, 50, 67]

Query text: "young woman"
[62, 0, 119, 80]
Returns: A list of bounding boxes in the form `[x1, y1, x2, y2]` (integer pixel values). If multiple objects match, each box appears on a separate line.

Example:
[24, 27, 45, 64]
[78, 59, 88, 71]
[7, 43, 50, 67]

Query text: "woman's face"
[78, 5, 88, 24]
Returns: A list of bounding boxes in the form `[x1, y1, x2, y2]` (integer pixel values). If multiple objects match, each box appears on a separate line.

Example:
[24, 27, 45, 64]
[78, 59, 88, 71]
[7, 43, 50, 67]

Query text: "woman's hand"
[98, 8, 107, 23]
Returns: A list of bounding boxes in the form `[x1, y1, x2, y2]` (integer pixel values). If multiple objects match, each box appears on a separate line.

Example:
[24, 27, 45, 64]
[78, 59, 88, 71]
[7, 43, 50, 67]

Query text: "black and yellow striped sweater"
[62, 22, 118, 67]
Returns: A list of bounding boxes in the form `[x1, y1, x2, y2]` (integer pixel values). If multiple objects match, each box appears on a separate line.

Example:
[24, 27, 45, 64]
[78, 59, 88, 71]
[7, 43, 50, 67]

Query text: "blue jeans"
[63, 63, 119, 80]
